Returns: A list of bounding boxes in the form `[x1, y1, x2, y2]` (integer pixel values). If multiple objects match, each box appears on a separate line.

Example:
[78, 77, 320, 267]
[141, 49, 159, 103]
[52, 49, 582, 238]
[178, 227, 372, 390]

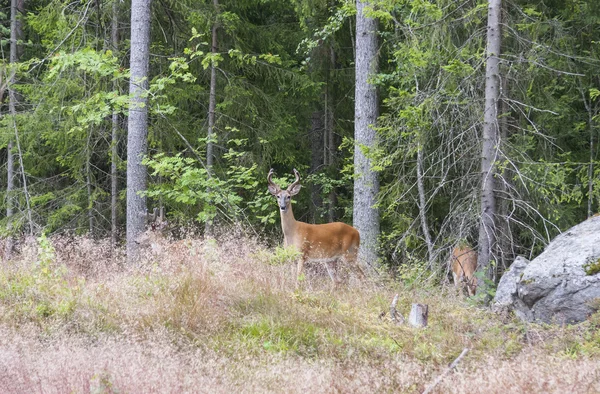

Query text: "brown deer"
[135, 217, 197, 270]
[451, 246, 478, 296]
[267, 169, 364, 286]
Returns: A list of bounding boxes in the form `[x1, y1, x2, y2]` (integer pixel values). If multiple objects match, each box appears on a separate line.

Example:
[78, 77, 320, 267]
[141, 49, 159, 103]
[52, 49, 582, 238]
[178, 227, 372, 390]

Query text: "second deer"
[451, 246, 478, 296]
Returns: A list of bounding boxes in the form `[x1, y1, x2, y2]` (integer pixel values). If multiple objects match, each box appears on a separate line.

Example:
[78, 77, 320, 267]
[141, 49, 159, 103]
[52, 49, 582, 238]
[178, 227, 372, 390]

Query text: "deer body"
[451, 246, 478, 296]
[268, 169, 362, 286]
[136, 229, 197, 271]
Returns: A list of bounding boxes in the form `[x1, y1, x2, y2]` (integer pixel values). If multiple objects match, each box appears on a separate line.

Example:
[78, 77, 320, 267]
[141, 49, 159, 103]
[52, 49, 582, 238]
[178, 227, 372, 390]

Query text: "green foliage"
[296, 0, 355, 54]
[239, 318, 320, 355]
[583, 257, 600, 276]
[472, 270, 497, 304]
[515, 155, 584, 224]
[143, 138, 274, 227]
[1, 0, 599, 289]
[264, 245, 301, 266]
[395, 259, 433, 288]
[0, 235, 82, 323]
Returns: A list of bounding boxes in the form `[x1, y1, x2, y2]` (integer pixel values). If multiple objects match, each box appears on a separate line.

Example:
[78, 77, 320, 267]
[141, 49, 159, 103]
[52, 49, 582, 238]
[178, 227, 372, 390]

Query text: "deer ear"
[288, 183, 301, 196]
[268, 184, 280, 196]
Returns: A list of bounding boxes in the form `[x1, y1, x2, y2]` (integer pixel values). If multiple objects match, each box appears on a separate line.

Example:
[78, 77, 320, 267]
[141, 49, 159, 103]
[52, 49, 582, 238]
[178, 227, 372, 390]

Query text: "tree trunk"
[5, 136, 15, 260]
[5, 0, 25, 259]
[326, 42, 338, 223]
[5, 0, 19, 258]
[477, 0, 502, 287]
[126, 0, 152, 263]
[353, 0, 380, 268]
[588, 111, 594, 218]
[497, 76, 513, 271]
[206, 0, 218, 173]
[111, 0, 119, 249]
[86, 133, 94, 234]
[581, 89, 597, 218]
[416, 145, 434, 266]
[205, 0, 218, 235]
[309, 108, 324, 222]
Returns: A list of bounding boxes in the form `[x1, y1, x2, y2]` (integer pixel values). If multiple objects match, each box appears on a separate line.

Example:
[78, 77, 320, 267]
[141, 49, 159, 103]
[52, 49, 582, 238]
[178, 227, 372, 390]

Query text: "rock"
[493, 216, 600, 324]
[492, 256, 530, 320]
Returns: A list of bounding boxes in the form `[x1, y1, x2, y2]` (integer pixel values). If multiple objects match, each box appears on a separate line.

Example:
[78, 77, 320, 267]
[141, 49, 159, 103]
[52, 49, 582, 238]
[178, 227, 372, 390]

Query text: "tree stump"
[408, 303, 428, 328]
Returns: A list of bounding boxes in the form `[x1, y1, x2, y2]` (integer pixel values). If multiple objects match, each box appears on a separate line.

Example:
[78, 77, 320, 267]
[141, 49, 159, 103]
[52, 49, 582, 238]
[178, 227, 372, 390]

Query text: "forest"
[1, 0, 600, 392]
[0, 0, 597, 271]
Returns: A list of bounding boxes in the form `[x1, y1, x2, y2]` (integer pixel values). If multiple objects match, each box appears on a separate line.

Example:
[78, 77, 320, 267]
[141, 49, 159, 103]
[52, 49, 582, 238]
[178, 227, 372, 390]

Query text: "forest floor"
[1, 231, 599, 393]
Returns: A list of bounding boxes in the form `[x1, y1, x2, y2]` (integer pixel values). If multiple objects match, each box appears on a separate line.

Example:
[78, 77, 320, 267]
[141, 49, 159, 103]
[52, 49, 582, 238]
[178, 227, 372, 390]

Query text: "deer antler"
[267, 168, 282, 194]
[267, 168, 277, 187]
[288, 168, 301, 191]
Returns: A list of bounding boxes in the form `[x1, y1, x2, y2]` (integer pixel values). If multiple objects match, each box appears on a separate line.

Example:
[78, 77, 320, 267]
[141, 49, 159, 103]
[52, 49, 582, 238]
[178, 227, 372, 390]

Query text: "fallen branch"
[390, 294, 405, 324]
[422, 348, 470, 394]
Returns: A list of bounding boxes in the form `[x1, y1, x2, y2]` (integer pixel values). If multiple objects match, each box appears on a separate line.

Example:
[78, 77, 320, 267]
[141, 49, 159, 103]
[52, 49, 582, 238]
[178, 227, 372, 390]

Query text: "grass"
[1, 232, 600, 393]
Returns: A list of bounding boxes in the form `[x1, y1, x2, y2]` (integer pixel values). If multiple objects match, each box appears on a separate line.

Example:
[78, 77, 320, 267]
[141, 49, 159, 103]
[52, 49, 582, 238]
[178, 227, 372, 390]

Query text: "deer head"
[267, 168, 302, 213]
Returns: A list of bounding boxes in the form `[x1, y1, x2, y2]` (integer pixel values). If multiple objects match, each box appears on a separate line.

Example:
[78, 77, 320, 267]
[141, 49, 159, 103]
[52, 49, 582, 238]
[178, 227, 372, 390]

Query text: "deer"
[267, 168, 364, 287]
[135, 215, 197, 270]
[450, 246, 478, 296]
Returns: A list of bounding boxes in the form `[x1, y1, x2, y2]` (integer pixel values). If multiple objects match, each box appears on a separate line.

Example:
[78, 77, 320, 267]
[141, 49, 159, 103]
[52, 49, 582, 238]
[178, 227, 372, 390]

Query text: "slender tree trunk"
[84, 71, 94, 235]
[477, 0, 502, 288]
[126, 0, 151, 263]
[306, 41, 325, 223]
[205, 0, 218, 235]
[5, 135, 15, 259]
[309, 108, 324, 222]
[354, 0, 380, 269]
[5, 0, 25, 259]
[6, 0, 19, 258]
[86, 133, 94, 234]
[326, 42, 338, 223]
[581, 90, 597, 218]
[324, 87, 329, 167]
[416, 145, 434, 265]
[111, 0, 119, 249]
[497, 77, 512, 271]
[206, 0, 218, 173]
[588, 111, 595, 218]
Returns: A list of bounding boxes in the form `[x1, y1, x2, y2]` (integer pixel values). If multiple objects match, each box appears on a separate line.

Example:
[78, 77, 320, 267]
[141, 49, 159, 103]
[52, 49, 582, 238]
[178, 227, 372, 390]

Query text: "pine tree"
[353, 0, 380, 269]
[126, 0, 152, 263]
[477, 0, 502, 287]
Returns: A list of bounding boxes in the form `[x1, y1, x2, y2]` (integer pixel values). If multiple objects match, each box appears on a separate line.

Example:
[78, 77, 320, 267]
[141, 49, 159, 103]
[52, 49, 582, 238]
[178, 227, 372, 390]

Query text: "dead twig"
[422, 348, 470, 394]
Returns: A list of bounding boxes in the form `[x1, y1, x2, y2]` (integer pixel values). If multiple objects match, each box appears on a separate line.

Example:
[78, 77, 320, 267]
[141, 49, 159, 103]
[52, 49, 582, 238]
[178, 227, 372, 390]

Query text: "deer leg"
[467, 277, 477, 297]
[296, 256, 306, 287]
[324, 259, 341, 288]
[452, 271, 464, 295]
[345, 251, 366, 280]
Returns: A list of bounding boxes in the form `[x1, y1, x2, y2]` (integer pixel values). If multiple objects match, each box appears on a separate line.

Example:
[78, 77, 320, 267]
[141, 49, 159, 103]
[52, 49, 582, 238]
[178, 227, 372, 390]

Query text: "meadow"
[1, 231, 599, 393]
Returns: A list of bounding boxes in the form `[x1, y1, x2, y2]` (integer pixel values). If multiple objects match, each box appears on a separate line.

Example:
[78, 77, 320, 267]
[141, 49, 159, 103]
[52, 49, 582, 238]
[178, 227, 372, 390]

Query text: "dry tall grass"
[1, 231, 599, 393]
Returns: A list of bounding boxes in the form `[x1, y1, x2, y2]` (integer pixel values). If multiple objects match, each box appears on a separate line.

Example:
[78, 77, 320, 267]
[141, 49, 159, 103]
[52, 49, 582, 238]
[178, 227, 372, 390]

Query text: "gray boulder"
[492, 256, 530, 320]
[492, 216, 600, 324]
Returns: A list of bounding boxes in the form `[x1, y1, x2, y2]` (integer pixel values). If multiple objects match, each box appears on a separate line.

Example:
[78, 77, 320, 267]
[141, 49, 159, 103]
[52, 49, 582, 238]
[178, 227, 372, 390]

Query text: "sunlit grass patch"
[0, 261, 82, 326]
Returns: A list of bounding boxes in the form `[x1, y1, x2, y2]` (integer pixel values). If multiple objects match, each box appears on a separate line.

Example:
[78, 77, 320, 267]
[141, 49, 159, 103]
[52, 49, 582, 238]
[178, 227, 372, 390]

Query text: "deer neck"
[280, 203, 298, 245]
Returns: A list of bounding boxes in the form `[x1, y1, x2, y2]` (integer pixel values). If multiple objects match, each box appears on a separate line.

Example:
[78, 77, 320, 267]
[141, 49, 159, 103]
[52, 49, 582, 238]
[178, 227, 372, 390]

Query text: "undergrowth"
[1, 232, 599, 393]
